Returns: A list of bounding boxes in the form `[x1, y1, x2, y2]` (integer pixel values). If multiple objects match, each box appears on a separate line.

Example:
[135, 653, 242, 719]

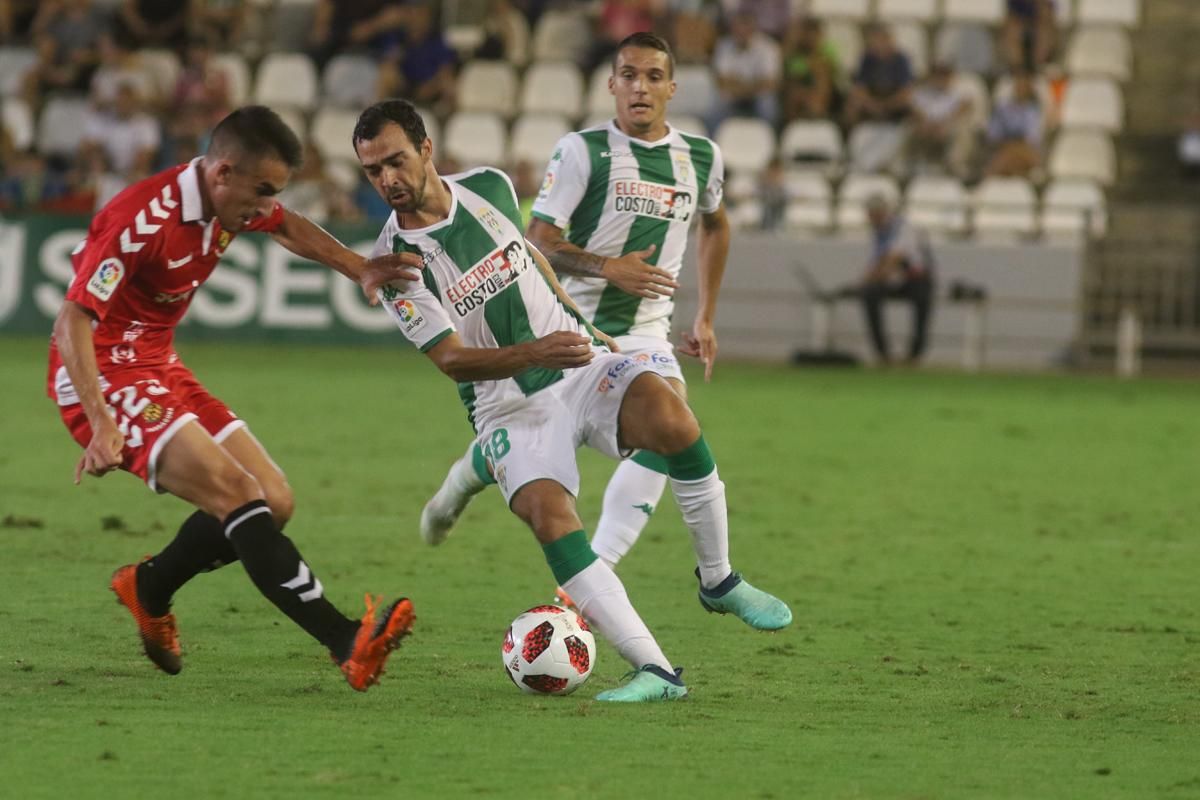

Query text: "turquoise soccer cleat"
[697, 571, 793, 631]
[595, 665, 688, 702]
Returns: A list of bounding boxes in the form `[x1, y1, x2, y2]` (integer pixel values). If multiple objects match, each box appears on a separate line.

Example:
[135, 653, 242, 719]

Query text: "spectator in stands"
[78, 81, 161, 208]
[159, 36, 230, 166]
[308, 0, 408, 69]
[0, 0, 39, 43]
[845, 24, 913, 127]
[20, 0, 110, 111]
[1003, 0, 1057, 71]
[90, 29, 161, 113]
[377, 3, 457, 119]
[758, 156, 787, 231]
[114, 0, 188, 51]
[666, 0, 718, 65]
[189, 0, 246, 49]
[858, 193, 935, 365]
[719, 0, 789, 39]
[709, 11, 782, 129]
[984, 70, 1043, 178]
[1179, 101, 1200, 179]
[781, 17, 840, 122]
[475, 0, 531, 68]
[0, 119, 49, 211]
[587, 0, 659, 72]
[906, 62, 975, 179]
[277, 140, 333, 223]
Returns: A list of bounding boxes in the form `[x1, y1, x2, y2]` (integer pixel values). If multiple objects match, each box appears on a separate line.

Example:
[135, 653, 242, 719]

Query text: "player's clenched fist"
[74, 416, 125, 484]
[525, 331, 594, 369]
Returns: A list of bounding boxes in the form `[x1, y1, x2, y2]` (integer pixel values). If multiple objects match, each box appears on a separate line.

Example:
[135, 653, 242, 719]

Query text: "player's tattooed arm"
[526, 219, 606, 276]
[527, 218, 678, 299]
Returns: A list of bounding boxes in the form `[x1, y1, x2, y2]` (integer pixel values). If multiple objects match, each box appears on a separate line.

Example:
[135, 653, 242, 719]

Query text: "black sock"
[223, 500, 359, 659]
[137, 511, 240, 616]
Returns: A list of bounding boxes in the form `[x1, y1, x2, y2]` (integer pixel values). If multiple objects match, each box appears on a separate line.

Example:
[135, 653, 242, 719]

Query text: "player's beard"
[389, 172, 427, 213]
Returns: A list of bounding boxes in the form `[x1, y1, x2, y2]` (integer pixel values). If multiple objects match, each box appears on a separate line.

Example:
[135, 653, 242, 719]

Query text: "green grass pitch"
[1, 335, 1197, 799]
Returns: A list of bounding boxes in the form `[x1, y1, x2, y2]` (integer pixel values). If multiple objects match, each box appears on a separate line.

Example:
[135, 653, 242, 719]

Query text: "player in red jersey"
[49, 106, 421, 691]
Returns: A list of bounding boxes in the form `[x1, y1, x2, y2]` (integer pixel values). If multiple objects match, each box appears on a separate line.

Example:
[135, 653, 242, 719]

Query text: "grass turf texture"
[1, 335, 1198, 799]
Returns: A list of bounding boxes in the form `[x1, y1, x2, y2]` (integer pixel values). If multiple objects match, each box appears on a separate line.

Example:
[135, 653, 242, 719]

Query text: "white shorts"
[613, 335, 684, 384]
[475, 347, 681, 505]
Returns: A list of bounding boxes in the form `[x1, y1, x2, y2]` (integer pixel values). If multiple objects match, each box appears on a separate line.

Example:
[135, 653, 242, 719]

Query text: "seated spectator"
[906, 62, 975, 179]
[587, 0, 659, 72]
[858, 193, 935, 365]
[0, 120, 50, 211]
[475, 0, 531, 68]
[308, 0, 407, 69]
[719, 0, 789, 38]
[20, 0, 110, 111]
[160, 36, 230, 165]
[114, 0, 188, 51]
[78, 82, 161, 208]
[709, 11, 782, 129]
[845, 24, 914, 127]
[984, 70, 1043, 178]
[666, 0, 718, 65]
[1003, 0, 1057, 71]
[378, 3, 456, 119]
[90, 30, 160, 113]
[781, 17, 840, 122]
[758, 156, 787, 230]
[1179, 101, 1200, 179]
[189, 0, 246, 49]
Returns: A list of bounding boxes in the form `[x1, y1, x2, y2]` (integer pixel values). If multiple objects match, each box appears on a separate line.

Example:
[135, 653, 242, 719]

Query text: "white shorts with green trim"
[613, 335, 685, 384]
[476, 347, 681, 505]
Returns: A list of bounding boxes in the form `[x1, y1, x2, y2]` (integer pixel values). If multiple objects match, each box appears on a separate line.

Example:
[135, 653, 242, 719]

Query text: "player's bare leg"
[618, 373, 792, 631]
[511, 479, 686, 702]
[419, 440, 492, 545]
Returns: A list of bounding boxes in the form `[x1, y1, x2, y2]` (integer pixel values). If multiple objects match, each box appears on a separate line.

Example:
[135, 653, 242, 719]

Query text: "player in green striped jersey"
[354, 100, 790, 701]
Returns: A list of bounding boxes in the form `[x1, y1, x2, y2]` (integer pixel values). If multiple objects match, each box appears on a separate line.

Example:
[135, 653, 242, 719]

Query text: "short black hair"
[353, 99, 428, 152]
[208, 106, 303, 169]
[612, 31, 675, 78]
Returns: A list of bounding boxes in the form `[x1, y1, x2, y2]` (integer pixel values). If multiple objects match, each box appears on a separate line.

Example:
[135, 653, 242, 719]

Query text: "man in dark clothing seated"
[858, 193, 935, 365]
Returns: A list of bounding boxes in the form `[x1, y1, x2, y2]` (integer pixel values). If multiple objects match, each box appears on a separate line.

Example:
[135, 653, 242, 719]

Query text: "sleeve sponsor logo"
[87, 258, 125, 301]
[445, 240, 530, 318]
[612, 180, 693, 223]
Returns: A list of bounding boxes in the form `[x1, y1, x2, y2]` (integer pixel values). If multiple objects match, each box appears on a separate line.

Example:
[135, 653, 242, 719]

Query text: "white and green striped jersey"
[371, 167, 599, 430]
[531, 120, 724, 339]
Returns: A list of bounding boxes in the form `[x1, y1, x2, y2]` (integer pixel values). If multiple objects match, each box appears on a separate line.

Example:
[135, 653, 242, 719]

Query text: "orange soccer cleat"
[338, 595, 415, 692]
[110, 561, 182, 675]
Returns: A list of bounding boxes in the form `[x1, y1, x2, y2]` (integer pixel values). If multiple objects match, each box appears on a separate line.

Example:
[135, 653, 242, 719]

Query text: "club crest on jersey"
[613, 180, 693, 223]
[87, 258, 125, 301]
[445, 240, 529, 318]
[477, 208, 505, 235]
[217, 231, 231, 251]
[392, 298, 427, 335]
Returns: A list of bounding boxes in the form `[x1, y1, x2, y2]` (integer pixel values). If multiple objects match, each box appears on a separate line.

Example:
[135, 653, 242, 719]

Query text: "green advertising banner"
[0, 215, 411, 345]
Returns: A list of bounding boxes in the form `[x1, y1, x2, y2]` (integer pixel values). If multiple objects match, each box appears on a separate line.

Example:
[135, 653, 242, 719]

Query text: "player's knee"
[211, 466, 265, 520]
[265, 481, 295, 528]
[655, 409, 702, 455]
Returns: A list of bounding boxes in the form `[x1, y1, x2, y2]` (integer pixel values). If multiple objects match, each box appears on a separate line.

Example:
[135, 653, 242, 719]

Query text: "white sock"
[670, 468, 732, 590]
[591, 459, 669, 567]
[561, 560, 672, 672]
[449, 442, 487, 494]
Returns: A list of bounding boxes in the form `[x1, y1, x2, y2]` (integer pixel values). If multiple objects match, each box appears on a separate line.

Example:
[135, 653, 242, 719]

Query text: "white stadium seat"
[2, 97, 34, 151]
[779, 119, 843, 177]
[972, 177, 1038, 238]
[905, 176, 970, 235]
[1077, 0, 1140, 27]
[443, 111, 508, 167]
[1041, 179, 1108, 239]
[1067, 27, 1131, 82]
[415, 107, 440, 150]
[891, 21, 929, 77]
[1049, 130, 1116, 185]
[935, 23, 996, 77]
[826, 20, 863, 79]
[37, 96, 91, 157]
[531, 9, 592, 63]
[670, 65, 717, 119]
[1060, 77, 1124, 133]
[140, 49, 181, 104]
[253, 52, 318, 112]
[715, 117, 776, 175]
[669, 115, 707, 135]
[310, 108, 359, 161]
[322, 54, 379, 107]
[953, 71, 991, 131]
[211, 53, 251, 106]
[809, 0, 871, 19]
[837, 173, 901, 230]
[875, 0, 939, 22]
[783, 172, 834, 231]
[457, 60, 519, 118]
[508, 113, 570, 166]
[520, 61, 584, 120]
[273, 107, 306, 144]
[847, 122, 908, 173]
[587, 64, 613, 116]
[942, 0, 1005, 23]
[0, 47, 36, 98]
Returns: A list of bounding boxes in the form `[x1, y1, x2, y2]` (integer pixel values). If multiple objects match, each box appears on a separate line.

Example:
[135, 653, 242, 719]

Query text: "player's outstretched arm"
[270, 208, 423, 300]
[53, 301, 124, 482]
[423, 331, 594, 383]
[526, 218, 678, 299]
[679, 205, 730, 382]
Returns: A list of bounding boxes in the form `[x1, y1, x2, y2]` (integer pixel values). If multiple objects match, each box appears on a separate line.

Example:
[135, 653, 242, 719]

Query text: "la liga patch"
[86, 258, 125, 301]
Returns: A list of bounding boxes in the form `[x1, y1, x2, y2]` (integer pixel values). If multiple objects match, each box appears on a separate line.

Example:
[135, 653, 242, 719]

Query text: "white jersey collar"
[178, 157, 207, 224]
[607, 120, 676, 148]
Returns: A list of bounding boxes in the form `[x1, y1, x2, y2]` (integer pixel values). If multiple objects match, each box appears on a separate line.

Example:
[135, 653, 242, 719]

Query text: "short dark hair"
[208, 106, 303, 169]
[353, 99, 428, 152]
[612, 31, 675, 78]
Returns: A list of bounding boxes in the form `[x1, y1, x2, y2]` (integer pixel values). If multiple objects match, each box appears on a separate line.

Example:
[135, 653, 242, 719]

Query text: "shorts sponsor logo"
[393, 299, 427, 336]
[612, 180, 693, 223]
[446, 240, 529, 318]
[597, 356, 638, 393]
[86, 258, 125, 301]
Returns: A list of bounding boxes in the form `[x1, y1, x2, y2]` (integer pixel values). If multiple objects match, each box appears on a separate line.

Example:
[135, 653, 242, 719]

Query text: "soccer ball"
[501, 605, 596, 695]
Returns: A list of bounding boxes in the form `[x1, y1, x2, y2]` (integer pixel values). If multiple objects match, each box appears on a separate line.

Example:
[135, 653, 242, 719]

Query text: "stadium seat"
[875, 0, 939, 22]
[531, 8, 592, 63]
[2, 97, 33, 151]
[1066, 27, 1132, 81]
[1049, 130, 1116, 185]
[582, 112, 611, 130]
[715, 118, 776, 175]
[891, 21, 929, 77]
[779, 119, 844, 177]
[836, 173, 901, 230]
[0, 47, 36, 98]
[416, 107, 441, 149]
[942, 0, 1005, 23]
[826, 20, 864, 79]
[809, 0, 870, 19]
[36, 96, 91, 157]
[783, 172, 834, 231]
[1060, 77, 1124, 133]
[972, 177, 1038, 238]
[670, 65, 718, 119]
[443, 111, 508, 167]
[444, 24, 487, 57]
[310, 108, 359, 162]
[935, 23, 996, 77]
[847, 122, 908, 174]
[1056, 0, 1076, 25]
[273, 107, 306, 144]
[508, 113, 570, 167]
[253, 52, 318, 112]
[1076, 0, 1141, 27]
[724, 171, 758, 204]
[953, 71, 991, 131]
[520, 61, 584, 120]
[905, 176, 970, 235]
[1040, 179, 1108, 239]
[322, 54, 379, 107]
[211, 52, 251, 106]
[586, 64, 613, 116]
[139, 49, 181, 104]
[458, 60, 519, 118]
[669, 115, 707, 135]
